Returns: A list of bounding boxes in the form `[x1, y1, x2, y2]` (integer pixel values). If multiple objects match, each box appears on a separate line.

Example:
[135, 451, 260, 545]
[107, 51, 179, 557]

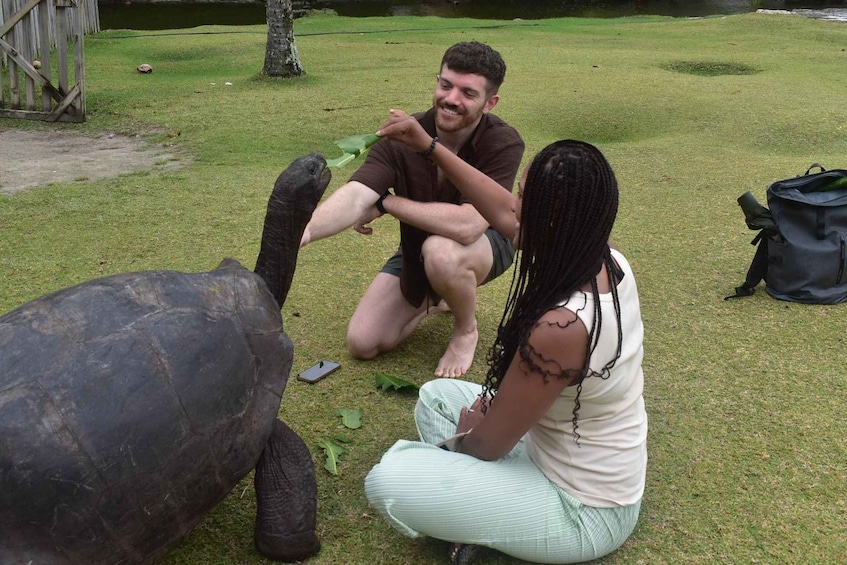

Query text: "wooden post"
[70, 0, 82, 116]
[37, 0, 50, 111]
[3, 0, 21, 109]
[22, 1, 36, 110]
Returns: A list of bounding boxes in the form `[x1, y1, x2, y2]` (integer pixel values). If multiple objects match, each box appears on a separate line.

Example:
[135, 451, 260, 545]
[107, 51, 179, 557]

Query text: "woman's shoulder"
[526, 308, 589, 380]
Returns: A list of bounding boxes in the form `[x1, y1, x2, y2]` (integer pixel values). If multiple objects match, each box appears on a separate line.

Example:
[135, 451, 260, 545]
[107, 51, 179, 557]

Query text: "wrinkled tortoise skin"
[0, 153, 330, 564]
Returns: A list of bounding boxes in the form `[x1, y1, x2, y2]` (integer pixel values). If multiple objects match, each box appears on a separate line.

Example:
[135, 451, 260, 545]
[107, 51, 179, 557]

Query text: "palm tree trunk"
[263, 0, 304, 77]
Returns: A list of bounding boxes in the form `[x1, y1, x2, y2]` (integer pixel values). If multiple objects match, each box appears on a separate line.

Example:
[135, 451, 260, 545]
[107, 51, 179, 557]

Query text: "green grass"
[2, 11, 847, 565]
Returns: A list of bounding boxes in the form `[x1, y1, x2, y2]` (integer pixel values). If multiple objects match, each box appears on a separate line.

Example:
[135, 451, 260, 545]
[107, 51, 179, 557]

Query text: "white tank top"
[525, 249, 647, 507]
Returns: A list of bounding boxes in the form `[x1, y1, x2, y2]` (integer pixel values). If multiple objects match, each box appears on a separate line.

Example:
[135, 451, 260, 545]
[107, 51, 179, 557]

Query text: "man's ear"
[483, 94, 500, 113]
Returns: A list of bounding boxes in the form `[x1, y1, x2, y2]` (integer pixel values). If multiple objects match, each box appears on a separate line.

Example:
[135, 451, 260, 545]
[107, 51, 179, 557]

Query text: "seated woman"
[365, 110, 647, 565]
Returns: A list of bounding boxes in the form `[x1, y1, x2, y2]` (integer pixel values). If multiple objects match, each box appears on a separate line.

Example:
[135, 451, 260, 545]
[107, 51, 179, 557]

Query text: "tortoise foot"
[255, 530, 320, 562]
[254, 419, 320, 562]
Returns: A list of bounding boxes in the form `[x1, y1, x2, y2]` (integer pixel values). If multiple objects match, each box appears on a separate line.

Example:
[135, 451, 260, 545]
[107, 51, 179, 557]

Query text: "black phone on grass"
[297, 360, 340, 383]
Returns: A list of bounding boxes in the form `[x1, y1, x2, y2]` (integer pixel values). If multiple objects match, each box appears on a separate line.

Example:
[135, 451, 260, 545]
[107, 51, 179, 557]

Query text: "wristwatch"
[376, 190, 391, 214]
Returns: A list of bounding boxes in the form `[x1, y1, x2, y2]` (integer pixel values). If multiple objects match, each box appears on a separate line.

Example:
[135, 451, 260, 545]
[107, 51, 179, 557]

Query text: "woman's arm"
[376, 110, 519, 240]
[455, 308, 590, 460]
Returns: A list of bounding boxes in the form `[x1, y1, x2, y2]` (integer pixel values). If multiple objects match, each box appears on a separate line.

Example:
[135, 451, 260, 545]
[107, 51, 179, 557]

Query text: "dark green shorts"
[380, 227, 515, 284]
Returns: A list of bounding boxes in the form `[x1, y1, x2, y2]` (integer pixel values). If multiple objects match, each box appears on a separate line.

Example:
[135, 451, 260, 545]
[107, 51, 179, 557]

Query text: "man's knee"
[421, 236, 467, 280]
[346, 324, 379, 360]
[422, 235, 490, 285]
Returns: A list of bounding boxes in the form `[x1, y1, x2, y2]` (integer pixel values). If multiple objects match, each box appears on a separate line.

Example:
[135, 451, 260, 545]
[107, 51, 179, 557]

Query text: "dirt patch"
[0, 129, 187, 195]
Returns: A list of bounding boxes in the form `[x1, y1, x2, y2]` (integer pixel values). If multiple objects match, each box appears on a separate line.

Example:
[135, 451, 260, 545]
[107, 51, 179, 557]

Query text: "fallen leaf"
[375, 372, 419, 392]
[318, 438, 347, 475]
[335, 409, 363, 430]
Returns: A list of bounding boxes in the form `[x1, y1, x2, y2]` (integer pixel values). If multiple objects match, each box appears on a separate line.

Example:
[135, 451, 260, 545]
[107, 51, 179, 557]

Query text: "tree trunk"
[263, 0, 304, 78]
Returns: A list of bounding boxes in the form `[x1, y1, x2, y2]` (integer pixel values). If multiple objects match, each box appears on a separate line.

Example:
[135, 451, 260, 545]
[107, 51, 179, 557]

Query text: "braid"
[481, 141, 623, 442]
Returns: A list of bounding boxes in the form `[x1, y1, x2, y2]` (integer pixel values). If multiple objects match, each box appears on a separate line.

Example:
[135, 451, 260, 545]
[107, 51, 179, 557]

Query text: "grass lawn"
[2, 11, 846, 565]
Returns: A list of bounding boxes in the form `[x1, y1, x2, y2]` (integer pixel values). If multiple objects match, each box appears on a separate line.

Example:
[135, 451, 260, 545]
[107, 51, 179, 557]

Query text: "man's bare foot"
[428, 299, 451, 315]
[434, 326, 478, 378]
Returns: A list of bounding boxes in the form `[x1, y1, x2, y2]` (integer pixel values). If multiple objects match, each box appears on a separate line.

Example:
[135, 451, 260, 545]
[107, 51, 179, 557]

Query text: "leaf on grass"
[318, 438, 347, 475]
[326, 133, 381, 169]
[335, 408, 363, 430]
[375, 372, 419, 392]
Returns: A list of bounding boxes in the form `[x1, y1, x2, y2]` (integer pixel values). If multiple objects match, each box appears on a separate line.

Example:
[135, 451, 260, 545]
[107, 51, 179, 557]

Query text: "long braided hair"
[481, 140, 623, 441]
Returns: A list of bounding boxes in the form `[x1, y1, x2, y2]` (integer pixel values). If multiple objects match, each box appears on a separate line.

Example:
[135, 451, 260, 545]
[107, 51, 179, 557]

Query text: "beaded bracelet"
[421, 136, 439, 159]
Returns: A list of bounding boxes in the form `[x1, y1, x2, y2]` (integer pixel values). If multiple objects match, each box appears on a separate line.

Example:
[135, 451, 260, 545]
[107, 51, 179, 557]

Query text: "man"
[300, 41, 524, 378]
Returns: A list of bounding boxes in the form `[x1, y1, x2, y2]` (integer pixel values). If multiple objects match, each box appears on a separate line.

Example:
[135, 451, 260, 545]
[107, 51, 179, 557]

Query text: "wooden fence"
[0, 0, 98, 122]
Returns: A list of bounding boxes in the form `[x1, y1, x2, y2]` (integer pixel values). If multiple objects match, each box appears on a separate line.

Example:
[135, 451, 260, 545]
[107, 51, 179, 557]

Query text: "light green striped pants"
[364, 379, 641, 564]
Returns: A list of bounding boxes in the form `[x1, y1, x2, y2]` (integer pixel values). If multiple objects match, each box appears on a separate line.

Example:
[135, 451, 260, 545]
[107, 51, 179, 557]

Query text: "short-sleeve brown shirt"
[350, 108, 525, 306]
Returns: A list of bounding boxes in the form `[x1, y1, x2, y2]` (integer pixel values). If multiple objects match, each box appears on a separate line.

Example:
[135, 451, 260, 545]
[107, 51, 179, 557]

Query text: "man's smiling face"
[432, 65, 499, 134]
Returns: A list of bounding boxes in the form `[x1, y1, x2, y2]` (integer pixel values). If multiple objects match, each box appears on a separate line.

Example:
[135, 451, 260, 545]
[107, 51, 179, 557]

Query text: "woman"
[364, 110, 647, 565]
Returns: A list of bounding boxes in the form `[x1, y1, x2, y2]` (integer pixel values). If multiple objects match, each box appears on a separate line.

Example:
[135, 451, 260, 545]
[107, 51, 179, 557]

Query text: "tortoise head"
[268, 153, 331, 212]
[255, 154, 331, 309]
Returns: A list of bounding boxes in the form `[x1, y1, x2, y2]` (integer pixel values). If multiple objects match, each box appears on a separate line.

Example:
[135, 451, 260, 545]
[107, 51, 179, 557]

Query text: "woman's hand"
[455, 396, 485, 435]
[376, 109, 433, 153]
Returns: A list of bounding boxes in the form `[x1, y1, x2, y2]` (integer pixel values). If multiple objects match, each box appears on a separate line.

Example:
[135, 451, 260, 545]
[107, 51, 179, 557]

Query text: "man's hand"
[376, 109, 433, 153]
[353, 203, 384, 235]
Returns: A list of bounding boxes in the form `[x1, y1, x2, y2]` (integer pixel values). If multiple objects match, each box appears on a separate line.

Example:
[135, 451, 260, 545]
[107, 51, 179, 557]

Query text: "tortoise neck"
[254, 195, 310, 309]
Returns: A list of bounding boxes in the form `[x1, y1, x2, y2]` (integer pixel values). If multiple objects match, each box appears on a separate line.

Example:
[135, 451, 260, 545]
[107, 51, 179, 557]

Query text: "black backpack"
[727, 164, 847, 304]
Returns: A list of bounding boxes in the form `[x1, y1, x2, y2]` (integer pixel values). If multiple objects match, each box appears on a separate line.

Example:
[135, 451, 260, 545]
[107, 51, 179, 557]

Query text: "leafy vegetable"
[822, 176, 847, 191]
[318, 438, 347, 475]
[375, 372, 419, 392]
[336, 133, 380, 155]
[335, 408, 363, 430]
[326, 133, 381, 168]
[325, 153, 357, 168]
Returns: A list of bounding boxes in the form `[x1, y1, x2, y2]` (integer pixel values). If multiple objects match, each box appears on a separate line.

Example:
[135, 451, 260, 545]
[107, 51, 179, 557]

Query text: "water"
[97, 0, 847, 31]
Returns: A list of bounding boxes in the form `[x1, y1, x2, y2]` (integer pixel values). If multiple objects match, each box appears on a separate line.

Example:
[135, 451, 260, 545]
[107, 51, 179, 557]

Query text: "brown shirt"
[350, 108, 525, 306]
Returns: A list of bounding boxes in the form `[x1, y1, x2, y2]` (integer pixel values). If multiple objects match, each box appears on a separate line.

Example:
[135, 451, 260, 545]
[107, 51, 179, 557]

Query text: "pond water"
[97, 0, 847, 30]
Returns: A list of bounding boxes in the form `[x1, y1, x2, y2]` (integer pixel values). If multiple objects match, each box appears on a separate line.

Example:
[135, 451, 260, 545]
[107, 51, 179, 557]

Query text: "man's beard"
[434, 102, 484, 133]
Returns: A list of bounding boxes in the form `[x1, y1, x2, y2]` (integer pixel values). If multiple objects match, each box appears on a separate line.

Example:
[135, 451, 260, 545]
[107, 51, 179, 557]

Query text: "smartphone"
[297, 360, 340, 383]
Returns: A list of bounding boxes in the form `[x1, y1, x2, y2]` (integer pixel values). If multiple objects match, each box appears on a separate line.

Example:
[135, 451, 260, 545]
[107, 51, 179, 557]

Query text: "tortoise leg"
[254, 419, 320, 562]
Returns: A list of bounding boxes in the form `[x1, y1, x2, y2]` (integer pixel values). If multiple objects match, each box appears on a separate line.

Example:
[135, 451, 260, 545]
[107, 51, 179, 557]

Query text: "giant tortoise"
[0, 153, 331, 563]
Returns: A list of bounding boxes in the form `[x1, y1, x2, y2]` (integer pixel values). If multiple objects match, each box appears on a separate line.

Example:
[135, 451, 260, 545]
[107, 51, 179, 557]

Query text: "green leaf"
[318, 438, 347, 475]
[335, 133, 381, 156]
[326, 133, 381, 169]
[335, 408, 363, 430]
[325, 153, 357, 169]
[375, 372, 419, 392]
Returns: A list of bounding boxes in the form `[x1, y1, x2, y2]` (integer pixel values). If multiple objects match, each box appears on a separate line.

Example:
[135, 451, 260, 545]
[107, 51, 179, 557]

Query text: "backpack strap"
[805, 163, 826, 175]
[725, 232, 769, 299]
[726, 192, 774, 300]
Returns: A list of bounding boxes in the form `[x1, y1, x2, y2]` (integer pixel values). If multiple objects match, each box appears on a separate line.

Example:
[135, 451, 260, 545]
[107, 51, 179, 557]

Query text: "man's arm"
[300, 181, 380, 247]
[377, 110, 520, 240]
[380, 196, 489, 246]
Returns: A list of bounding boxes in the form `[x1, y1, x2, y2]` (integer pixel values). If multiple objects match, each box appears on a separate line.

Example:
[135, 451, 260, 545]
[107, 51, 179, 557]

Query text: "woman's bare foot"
[434, 326, 478, 378]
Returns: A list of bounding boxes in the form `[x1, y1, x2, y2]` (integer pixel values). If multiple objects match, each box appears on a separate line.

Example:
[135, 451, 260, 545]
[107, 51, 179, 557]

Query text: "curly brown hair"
[440, 41, 506, 95]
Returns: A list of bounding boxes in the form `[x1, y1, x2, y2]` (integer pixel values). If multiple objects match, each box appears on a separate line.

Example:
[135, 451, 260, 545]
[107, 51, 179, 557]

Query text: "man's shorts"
[380, 227, 515, 284]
